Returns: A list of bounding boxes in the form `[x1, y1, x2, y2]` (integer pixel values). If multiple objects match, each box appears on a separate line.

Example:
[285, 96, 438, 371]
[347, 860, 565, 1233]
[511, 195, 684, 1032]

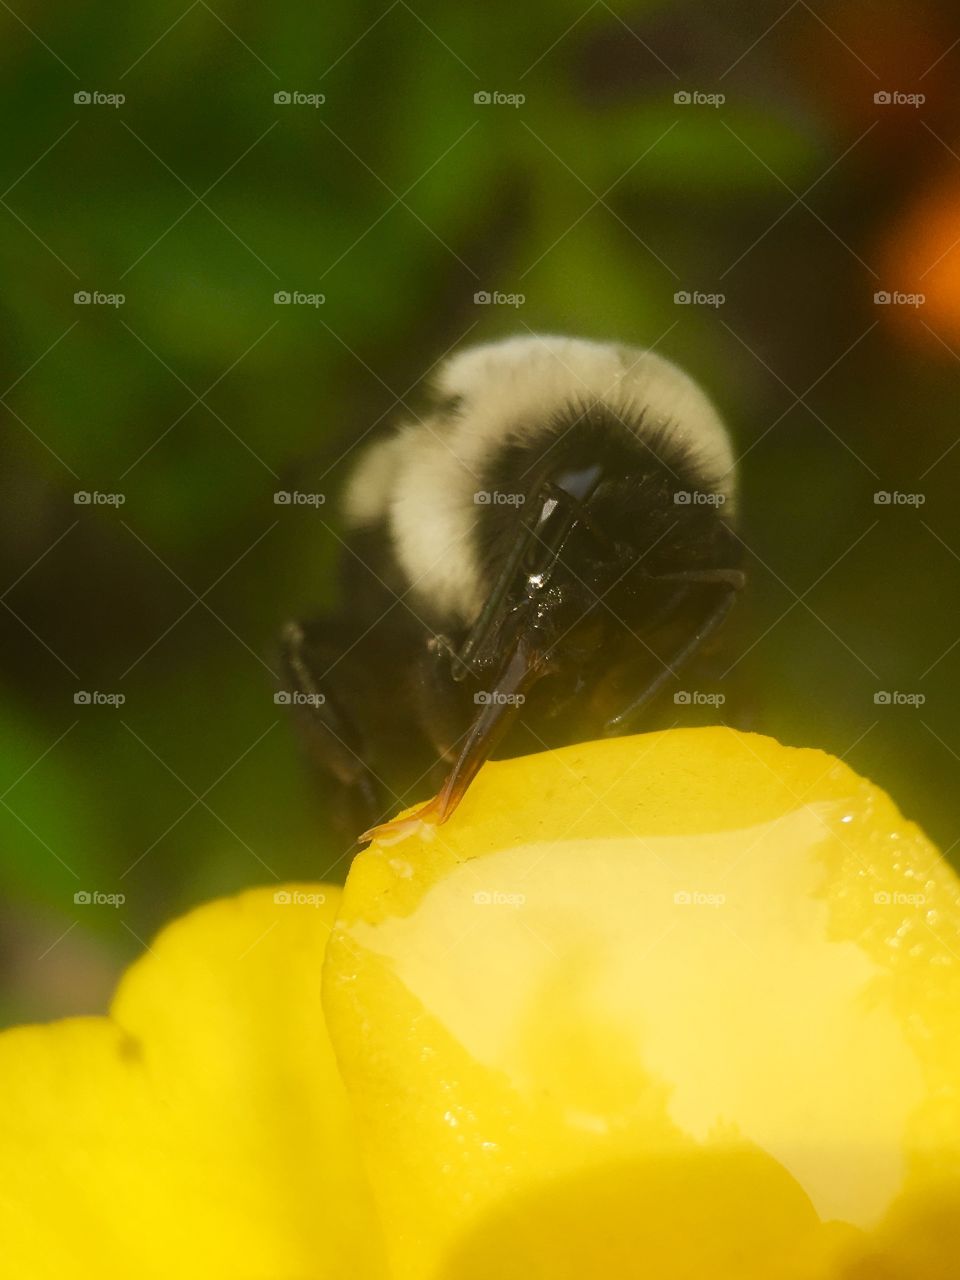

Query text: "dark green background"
[1, 0, 958, 1023]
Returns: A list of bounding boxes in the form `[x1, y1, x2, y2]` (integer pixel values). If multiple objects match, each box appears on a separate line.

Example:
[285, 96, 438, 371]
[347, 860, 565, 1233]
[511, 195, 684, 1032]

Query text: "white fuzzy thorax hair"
[342, 334, 736, 625]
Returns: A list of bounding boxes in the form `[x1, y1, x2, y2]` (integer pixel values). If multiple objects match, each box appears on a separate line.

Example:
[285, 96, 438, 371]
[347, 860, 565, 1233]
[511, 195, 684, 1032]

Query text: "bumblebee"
[280, 335, 743, 843]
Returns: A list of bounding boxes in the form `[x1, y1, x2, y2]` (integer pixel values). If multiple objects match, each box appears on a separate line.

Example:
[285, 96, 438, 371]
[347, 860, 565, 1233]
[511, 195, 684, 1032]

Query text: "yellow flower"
[1, 728, 958, 1279]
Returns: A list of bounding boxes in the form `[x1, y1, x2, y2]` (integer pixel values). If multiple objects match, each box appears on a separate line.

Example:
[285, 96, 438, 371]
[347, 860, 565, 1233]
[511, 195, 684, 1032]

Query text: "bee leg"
[413, 634, 473, 770]
[278, 618, 386, 835]
[603, 588, 738, 736]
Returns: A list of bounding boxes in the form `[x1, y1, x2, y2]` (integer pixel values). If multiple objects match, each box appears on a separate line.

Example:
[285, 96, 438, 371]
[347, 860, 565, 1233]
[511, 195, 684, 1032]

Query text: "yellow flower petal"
[324, 727, 960, 1280]
[0, 884, 386, 1280]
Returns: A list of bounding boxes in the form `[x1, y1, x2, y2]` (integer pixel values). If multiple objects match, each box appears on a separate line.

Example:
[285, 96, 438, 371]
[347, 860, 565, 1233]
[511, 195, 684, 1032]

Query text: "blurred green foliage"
[1, 0, 958, 1023]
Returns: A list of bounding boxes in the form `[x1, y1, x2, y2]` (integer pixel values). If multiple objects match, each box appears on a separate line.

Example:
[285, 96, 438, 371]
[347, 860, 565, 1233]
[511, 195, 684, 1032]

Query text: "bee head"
[467, 404, 740, 681]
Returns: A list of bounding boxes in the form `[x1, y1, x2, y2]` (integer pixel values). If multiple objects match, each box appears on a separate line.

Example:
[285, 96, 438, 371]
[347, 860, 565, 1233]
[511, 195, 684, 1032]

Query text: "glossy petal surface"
[0, 884, 386, 1280]
[325, 728, 960, 1280]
